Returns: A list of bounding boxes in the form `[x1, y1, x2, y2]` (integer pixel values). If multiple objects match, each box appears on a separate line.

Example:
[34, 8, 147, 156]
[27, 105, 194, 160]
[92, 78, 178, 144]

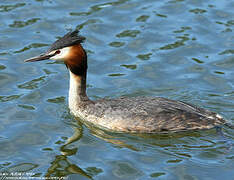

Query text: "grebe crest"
[25, 30, 87, 76]
[24, 30, 231, 133]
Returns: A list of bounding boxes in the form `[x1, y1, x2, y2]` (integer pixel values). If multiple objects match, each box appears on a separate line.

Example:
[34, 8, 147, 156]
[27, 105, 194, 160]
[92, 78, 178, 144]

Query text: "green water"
[0, 0, 234, 179]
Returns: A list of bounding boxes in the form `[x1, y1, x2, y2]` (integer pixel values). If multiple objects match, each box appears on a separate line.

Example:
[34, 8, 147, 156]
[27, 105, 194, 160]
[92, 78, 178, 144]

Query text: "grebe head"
[25, 30, 87, 75]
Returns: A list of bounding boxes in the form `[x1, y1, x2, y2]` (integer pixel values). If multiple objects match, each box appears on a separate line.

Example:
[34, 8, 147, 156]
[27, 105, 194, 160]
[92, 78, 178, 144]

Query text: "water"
[0, 0, 234, 179]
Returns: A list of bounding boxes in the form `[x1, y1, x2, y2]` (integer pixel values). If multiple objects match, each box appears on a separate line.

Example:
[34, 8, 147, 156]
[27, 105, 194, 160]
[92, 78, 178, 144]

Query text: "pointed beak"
[24, 53, 55, 62]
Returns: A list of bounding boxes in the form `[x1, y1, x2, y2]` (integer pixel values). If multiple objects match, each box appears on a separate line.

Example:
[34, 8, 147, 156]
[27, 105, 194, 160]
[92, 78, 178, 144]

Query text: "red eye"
[56, 50, 61, 54]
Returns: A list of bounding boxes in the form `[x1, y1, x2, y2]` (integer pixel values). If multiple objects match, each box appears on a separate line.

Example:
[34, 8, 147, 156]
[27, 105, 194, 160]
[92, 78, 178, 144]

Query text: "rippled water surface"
[0, 0, 234, 179]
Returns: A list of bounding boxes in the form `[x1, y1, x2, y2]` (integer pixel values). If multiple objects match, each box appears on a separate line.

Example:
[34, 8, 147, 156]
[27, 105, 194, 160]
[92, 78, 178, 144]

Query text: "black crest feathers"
[48, 30, 85, 52]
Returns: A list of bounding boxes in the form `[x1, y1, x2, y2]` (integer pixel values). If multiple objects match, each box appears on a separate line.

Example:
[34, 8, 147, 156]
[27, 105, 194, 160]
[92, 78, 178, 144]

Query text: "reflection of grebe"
[25, 30, 228, 133]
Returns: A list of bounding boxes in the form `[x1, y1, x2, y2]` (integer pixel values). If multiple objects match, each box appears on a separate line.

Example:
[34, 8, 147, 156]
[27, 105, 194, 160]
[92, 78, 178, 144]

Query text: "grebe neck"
[68, 70, 89, 110]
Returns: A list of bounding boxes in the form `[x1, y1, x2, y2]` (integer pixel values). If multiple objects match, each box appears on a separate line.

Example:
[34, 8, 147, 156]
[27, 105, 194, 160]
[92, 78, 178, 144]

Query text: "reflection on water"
[0, 0, 234, 179]
[26, 119, 234, 179]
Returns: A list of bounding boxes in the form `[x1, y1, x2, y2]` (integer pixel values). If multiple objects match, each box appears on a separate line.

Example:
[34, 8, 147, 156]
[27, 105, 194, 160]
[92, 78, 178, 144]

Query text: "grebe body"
[25, 30, 227, 133]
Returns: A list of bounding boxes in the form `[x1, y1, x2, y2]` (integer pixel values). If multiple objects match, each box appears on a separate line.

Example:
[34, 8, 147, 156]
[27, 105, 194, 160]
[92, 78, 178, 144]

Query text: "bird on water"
[25, 30, 229, 133]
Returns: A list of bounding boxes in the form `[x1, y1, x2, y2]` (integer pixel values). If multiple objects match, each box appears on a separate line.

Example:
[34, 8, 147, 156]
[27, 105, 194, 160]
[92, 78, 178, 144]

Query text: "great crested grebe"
[25, 30, 228, 133]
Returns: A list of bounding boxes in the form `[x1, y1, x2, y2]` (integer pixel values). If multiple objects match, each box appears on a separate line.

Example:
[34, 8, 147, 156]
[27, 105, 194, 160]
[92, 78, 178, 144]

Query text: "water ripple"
[9, 18, 40, 28]
[0, 3, 25, 12]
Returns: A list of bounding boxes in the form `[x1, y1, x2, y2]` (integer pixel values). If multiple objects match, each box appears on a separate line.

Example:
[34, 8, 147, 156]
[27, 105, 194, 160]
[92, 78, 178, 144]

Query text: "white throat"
[68, 70, 88, 113]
